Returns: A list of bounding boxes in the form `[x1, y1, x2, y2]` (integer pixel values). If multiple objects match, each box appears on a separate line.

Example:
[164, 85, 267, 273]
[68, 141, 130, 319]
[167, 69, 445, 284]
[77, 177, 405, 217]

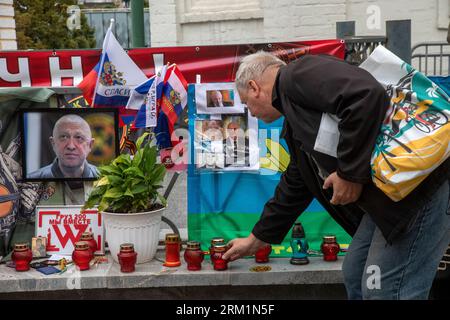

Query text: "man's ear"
[89, 138, 95, 149]
[49, 136, 54, 146]
[248, 80, 260, 97]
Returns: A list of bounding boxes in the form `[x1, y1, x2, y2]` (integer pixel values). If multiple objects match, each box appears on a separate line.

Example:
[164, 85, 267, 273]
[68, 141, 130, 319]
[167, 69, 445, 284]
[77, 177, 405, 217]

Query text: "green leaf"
[94, 176, 109, 187]
[131, 183, 148, 194]
[131, 178, 144, 186]
[143, 145, 157, 173]
[98, 165, 121, 176]
[98, 199, 110, 212]
[103, 187, 123, 199]
[88, 185, 107, 197]
[150, 164, 166, 184]
[106, 175, 123, 186]
[123, 167, 145, 178]
[157, 193, 167, 207]
[124, 188, 134, 198]
[135, 132, 150, 150]
[113, 154, 131, 166]
[132, 149, 143, 168]
[82, 195, 101, 210]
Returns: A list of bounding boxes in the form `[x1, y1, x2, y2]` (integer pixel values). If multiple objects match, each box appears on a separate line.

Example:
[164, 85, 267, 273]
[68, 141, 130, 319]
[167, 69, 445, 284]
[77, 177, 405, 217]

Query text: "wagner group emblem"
[85, 114, 116, 165]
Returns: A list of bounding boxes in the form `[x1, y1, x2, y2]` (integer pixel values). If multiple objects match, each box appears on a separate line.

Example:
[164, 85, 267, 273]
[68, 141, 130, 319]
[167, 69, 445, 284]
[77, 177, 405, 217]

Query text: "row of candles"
[11, 231, 341, 273]
[166, 234, 272, 271]
[165, 234, 341, 271]
[10, 232, 100, 272]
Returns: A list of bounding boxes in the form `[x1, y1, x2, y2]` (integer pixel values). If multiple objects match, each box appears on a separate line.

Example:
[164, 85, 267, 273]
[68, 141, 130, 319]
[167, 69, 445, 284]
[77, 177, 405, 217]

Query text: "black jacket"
[252, 54, 450, 244]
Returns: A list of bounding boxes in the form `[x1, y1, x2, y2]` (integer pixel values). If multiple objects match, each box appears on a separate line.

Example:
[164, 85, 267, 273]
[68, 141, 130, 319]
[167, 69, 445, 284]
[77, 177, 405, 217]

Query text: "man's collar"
[271, 66, 285, 114]
[51, 158, 89, 178]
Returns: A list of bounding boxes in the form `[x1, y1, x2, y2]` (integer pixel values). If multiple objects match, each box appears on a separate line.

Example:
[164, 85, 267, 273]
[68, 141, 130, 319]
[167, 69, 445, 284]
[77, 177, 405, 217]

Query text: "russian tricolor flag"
[154, 64, 188, 149]
[126, 65, 168, 128]
[77, 20, 147, 125]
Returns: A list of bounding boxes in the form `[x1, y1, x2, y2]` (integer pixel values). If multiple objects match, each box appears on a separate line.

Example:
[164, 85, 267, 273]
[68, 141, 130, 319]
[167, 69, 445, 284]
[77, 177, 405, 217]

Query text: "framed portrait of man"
[21, 108, 119, 182]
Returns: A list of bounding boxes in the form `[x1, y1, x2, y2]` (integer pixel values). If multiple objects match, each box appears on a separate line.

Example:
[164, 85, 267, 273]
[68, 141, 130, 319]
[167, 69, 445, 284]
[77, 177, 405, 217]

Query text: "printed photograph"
[32, 236, 47, 258]
[222, 115, 250, 167]
[206, 90, 234, 108]
[195, 83, 245, 115]
[195, 119, 225, 169]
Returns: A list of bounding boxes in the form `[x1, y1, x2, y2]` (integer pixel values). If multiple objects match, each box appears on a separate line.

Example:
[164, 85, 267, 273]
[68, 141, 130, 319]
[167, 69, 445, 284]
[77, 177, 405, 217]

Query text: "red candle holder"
[80, 232, 97, 254]
[255, 244, 272, 263]
[184, 241, 204, 271]
[321, 235, 340, 261]
[118, 243, 137, 273]
[11, 243, 33, 272]
[212, 244, 228, 271]
[72, 241, 93, 271]
[164, 233, 181, 267]
[209, 237, 225, 264]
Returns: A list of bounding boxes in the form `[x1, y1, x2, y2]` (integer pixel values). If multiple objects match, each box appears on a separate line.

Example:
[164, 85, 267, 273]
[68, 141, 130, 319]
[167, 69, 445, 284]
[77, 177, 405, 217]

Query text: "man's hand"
[222, 233, 267, 261]
[323, 172, 363, 205]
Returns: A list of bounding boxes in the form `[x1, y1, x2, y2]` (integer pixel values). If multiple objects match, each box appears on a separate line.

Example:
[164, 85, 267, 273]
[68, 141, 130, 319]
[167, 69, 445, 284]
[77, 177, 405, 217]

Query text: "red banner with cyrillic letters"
[0, 40, 344, 87]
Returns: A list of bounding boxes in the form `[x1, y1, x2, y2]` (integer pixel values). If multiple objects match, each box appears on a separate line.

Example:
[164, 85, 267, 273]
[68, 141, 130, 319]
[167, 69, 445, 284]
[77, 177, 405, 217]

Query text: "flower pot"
[102, 207, 165, 264]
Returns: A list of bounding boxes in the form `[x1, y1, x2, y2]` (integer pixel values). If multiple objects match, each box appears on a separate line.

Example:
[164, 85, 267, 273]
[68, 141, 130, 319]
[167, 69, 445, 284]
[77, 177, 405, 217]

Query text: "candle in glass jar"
[183, 241, 204, 271]
[209, 237, 225, 264]
[72, 241, 93, 271]
[255, 244, 272, 263]
[80, 232, 97, 254]
[117, 243, 137, 273]
[321, 235, 340, 261]
[11, 243, 33, 272]
[164, 233, 181, 267]
[212, 244, 228, 271]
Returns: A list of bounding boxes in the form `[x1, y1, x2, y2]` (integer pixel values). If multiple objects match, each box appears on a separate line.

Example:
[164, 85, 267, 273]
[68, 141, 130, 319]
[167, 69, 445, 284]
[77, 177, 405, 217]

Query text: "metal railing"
[342, 36, 387, 66]
[411, 42, 450, 76]
[411, 42, 450, 275]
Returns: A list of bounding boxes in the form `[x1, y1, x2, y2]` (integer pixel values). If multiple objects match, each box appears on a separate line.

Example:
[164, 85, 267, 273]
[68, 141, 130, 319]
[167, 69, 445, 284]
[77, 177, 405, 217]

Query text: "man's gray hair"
[235, 51, 286, 93]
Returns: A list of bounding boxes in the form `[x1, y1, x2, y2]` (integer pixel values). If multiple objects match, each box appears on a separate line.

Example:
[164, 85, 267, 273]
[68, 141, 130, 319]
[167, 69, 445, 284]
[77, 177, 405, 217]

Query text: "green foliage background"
[14, 0, 96, 50]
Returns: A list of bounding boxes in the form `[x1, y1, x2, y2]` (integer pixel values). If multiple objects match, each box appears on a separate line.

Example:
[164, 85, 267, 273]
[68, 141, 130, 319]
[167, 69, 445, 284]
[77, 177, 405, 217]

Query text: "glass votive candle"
[164, 233, 181, 267]
[184, 241, 204, 271]
[72, 241, 93, 271]
[11, 243, 33, 272]
[117, 243, 137, 273]
[255, 244, 272, 263]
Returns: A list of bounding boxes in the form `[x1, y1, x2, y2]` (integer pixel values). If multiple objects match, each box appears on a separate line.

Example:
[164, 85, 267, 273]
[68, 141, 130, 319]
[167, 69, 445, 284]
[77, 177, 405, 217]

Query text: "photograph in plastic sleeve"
[195, 111, 259, 171]
[207, 90, 234, 108]
[195, 82, 245, 114]
[195, 119, 225, 169]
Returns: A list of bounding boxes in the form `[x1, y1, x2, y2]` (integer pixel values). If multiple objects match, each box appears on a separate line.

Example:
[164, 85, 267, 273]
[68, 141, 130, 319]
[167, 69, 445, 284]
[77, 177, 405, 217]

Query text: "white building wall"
[0, 0, 17, 50]
[345, 0, 448, 46]
[149, 0, 449, 47]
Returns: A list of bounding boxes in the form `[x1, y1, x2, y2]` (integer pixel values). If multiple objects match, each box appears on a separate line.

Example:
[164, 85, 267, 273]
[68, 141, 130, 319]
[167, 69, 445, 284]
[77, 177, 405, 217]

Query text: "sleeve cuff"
[336, 168, 371, 184]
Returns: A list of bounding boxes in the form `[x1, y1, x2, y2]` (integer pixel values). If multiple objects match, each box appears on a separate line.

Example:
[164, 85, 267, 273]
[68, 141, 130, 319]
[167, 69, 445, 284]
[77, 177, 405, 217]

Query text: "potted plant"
[83, 132, 167, 264]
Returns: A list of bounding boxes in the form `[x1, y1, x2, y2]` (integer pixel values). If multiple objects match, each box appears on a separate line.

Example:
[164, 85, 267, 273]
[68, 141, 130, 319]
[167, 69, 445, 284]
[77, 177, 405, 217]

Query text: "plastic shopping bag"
[360, 46, 450, 201]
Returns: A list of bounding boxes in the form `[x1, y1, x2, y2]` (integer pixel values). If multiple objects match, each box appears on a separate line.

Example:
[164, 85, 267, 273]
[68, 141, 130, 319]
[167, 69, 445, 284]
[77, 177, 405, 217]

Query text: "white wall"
[345, 0, 448, 46]
[0, 0, 17, 50]
[149, 0, 449, 47]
